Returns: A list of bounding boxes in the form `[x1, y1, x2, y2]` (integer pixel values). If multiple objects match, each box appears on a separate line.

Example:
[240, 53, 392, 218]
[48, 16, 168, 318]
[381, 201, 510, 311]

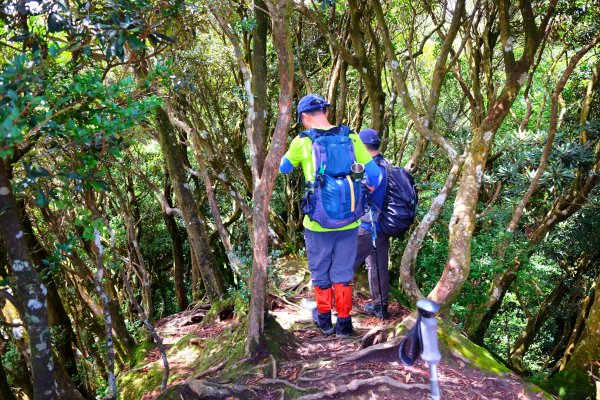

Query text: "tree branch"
[507, 32, 600, 232]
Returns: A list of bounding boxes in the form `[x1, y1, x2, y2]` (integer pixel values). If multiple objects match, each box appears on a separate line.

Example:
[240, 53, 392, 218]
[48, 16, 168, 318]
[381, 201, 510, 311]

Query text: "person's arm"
[279, 136, 304, 174]
[280, 157, 294, 173]
[351, 134, 381, 190]
[364, 160, 382, 190]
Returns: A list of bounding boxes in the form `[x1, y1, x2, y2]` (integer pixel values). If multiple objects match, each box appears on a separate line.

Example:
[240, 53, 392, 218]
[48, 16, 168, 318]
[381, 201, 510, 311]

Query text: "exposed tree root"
[261, 378, 315, 392]
[343, 316, 416, 362]
[343, 337, 402, 362]
[295, 376, 430, 400]
[193, 357, 229, 379]
[158, 379, 255, 399]
[270, 354, 277, 378]
[360, 325, 390, 349]
[298, 369, 374, 382]
[308, 336, 340, 343]
[272, 293, 305, 311]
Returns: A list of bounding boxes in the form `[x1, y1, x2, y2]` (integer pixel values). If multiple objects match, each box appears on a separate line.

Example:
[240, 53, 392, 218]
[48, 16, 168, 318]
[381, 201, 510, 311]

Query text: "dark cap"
[297, 94, 330, 122]
[358, 128, 381, 145]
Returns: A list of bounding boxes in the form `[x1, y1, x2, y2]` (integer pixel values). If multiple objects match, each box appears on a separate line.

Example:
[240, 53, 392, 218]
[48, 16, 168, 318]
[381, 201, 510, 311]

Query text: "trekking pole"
[368, 205, 385, 320]
[417, 298, 442, 400]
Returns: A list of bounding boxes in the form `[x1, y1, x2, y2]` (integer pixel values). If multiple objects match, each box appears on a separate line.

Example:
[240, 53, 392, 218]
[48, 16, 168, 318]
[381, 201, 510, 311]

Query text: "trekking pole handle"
[417, 299, 441, 365]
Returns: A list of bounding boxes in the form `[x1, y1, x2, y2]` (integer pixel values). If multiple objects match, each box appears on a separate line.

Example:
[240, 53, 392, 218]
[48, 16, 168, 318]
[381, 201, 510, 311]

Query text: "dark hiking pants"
[353, 226, 390, 306]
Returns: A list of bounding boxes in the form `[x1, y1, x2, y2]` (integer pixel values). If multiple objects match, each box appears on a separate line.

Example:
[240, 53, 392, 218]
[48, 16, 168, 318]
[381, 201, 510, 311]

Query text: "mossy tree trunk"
[547, 274, 600, 399]
[208, 0, 294, 359]
[0, 159, 57, 400]
[246, 0, 295, 359]
[20, 204, 93, 398]
[163, 172, 189, 311]
[429, 0, 556, 306]
[155, 107, 227, 302]
[509, 258, 592, 372]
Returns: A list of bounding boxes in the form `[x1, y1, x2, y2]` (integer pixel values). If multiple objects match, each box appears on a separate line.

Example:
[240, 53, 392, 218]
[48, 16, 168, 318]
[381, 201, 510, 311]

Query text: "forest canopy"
[0, 0, 599, 399]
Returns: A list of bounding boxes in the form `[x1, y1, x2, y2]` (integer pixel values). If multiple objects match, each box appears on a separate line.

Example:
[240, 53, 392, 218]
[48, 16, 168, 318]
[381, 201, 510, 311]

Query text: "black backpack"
[375, 158, 417, 237]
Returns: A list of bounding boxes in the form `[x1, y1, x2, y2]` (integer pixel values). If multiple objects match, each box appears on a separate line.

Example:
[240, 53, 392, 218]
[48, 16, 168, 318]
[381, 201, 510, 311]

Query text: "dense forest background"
[0, 0, 599, 399]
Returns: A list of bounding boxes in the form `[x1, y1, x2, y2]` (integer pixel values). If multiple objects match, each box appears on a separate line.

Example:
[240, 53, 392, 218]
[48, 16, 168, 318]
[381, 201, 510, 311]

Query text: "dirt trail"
[249, 294, 548, 400]
[133, 259, 554, 399]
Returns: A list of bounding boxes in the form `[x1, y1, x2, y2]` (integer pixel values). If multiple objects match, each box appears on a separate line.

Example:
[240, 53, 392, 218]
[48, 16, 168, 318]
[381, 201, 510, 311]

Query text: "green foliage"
[0, 340, 22, 385]
[0, 0, 599, 396]
[232, 17, 257, 33]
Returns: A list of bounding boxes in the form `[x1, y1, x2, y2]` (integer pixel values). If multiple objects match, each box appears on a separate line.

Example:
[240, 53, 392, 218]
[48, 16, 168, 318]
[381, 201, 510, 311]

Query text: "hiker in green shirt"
[280, 94, 382, 336]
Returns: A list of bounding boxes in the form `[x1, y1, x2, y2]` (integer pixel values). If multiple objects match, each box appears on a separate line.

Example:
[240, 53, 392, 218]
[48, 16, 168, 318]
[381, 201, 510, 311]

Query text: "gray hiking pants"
[353, 226, 390, 306]
[305, 227, 359, 288]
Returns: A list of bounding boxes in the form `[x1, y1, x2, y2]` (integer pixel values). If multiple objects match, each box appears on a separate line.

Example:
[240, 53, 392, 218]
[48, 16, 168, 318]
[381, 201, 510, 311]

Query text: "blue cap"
[359, 128, 381, 145]
[297, 94, 330, 122]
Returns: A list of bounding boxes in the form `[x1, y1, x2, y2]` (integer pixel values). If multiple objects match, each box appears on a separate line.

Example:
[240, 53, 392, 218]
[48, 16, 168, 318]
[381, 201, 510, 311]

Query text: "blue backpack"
[375, 158, 417, 237]
[300, 126, 366, 229]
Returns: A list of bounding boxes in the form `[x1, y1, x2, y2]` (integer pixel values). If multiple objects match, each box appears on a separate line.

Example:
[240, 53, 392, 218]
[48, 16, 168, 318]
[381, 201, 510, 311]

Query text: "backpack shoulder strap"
[299, 129, 318, 142]
[339, 125, 351, 137]
[373, 156, 392, 168]
[301, 126, 350, 141]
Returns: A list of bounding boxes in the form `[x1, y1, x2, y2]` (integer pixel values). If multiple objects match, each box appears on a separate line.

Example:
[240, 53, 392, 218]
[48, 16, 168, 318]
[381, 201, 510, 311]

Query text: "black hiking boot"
[335, 316, 353, 337]
[312, 308, 335, 336]
[364, 302, 388, 319]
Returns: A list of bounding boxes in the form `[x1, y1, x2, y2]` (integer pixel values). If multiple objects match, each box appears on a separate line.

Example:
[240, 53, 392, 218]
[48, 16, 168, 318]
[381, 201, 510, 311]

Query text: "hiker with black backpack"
[353, 129, 418, 320]
[279, 94, 382, 337]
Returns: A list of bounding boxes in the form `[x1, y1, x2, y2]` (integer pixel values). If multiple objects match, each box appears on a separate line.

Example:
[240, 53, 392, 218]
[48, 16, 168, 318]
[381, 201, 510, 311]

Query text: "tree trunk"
[0, 159, 57, 400]
[20, 206, 93, 399]
[155, 107, 226, 301]
[52, 350, 85, 400]
[429, 120, 499, 306]
[246, 193, 270, 358]
[0, 285, 34, 399]
[126, 215, 154, 321]
[509, 260, 591, 372]
[347, 0, 385, 132]
[327, 54, 342, 120]
[105, 280, 136, 362]
[559, 282, 596, 372]
[157, 271, 169, 318]
[429, 0, 555, 303]
[548, 275, 600, 399]
[108, 176, 156, 323]
[119, 264, 170, 391]
[252, 0, 269, 175]
[336, 60, 349, 126]
[244, 0, 294, 358]
[68, 273, 129, 366]
[466, 259, 522, 343]
[163, 172, 189, 311]
[400, 159, 463, 303]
